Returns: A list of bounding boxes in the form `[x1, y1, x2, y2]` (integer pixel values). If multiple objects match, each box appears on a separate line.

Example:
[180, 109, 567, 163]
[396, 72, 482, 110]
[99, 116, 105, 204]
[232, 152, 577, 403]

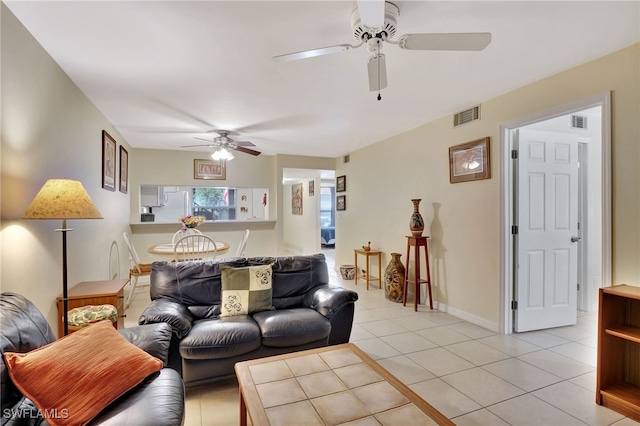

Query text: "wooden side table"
[403, 236, 433, 311]
[354, 249, 382, 290]
[56, 279, 128, 337]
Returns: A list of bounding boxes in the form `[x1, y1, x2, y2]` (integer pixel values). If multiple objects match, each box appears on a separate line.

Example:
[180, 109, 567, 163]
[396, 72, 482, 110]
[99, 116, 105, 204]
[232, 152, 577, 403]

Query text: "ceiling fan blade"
[194, 136, 215, 142]
[234, 146, 261, 156]
[272, 44, 356, 63]
[398, 33, 492, 51]
[181, 144, 213, 148]
[357, 0, 385, 29]
[367, 53, 387, 92]
[233, 141, 256, 147]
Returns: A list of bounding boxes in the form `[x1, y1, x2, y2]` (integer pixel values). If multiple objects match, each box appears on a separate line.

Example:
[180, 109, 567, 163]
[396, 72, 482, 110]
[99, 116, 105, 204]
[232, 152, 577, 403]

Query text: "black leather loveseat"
[0, 292, 184, 426]
[139, 253, 358, 386]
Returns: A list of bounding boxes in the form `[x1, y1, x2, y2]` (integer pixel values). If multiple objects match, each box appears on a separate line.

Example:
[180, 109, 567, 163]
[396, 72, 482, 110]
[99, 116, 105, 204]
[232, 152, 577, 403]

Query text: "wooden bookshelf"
[596, 284, 640, 421]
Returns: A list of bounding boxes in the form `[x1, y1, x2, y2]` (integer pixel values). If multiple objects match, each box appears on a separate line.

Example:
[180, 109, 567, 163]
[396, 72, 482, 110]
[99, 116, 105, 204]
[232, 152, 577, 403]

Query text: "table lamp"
[22, 179, 103, 336]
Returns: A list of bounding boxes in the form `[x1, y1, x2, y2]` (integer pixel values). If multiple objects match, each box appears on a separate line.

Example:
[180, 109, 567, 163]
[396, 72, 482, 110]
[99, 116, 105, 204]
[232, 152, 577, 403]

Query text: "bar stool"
[403, 235, 433, 312]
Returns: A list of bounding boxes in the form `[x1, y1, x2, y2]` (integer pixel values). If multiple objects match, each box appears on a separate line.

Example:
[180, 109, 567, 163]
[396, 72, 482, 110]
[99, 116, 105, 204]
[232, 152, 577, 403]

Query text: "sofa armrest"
[304, 285, 358, 319]
[138, 299, 194, 339]
[118, 323, 172, 367]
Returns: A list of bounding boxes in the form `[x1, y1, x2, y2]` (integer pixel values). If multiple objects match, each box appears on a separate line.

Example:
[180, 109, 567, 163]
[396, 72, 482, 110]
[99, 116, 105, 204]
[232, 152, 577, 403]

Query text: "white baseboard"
[436, 302, 500, 333]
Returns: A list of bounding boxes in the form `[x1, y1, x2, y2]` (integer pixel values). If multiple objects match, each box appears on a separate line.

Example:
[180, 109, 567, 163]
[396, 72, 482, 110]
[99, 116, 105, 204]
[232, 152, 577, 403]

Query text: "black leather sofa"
[0, 292, 185, 426]
[139, 253, 358, 386]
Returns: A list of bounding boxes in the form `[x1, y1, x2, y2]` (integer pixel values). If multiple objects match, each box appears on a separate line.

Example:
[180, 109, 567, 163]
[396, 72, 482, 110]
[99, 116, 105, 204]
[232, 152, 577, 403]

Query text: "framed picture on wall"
[336, 175, 346, 192]
[292, 183, 303, 215]
[102, 130, 116, 191]
[309, 180, 315, 196]
[119, 146, 128, 193]
[194, 159, 226, 180]
[336, 195, 346, 211]
[449, 137, 491, 183]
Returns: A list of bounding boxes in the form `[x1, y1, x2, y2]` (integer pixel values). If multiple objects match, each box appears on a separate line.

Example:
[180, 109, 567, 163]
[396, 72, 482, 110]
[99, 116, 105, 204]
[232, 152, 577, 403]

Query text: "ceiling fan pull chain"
[377, 53, 382, 101]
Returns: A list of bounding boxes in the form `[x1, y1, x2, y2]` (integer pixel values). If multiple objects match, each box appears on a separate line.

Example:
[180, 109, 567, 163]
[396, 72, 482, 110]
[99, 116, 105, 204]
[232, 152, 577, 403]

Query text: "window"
[193, 187, 236, 220]
[320, 186, 335, 227]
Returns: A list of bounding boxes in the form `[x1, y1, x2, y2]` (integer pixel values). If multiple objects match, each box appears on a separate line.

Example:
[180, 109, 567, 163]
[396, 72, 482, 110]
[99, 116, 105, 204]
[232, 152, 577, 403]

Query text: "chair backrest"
[172, 228, 203, 244]
[235, 229, 250, 257]
[174, 234, 218, 262]
[123, 232, 143, 273]
[109, 240, 120, 279]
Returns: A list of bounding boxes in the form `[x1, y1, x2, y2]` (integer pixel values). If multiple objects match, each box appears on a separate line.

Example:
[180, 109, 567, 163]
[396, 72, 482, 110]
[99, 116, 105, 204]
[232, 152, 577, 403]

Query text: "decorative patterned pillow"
[220, 264, 274, 317]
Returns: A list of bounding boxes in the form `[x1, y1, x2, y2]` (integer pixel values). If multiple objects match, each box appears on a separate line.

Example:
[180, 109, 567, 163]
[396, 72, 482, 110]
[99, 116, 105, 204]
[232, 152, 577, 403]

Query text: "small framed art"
[119, 146, 128, 193]
[194, 159, 226, 180]
[292, 183, 303, 215]
[336, 195, 346, 211]
[102, 130, 116, 191]
[336, 175, 346, 192]
[309, 180, 315, 196]
[449, 137, 491, 183]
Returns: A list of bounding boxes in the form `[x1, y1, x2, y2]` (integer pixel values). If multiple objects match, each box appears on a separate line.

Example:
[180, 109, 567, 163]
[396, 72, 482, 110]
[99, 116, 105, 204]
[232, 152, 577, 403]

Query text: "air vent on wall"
[571, 115, 587, 129]
[454, 105, 480, 127]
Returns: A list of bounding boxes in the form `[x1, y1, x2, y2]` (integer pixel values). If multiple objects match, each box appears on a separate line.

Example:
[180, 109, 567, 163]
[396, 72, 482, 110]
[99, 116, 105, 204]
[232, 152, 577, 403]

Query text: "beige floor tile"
[441, 367, 525, 406]
[481, 357, 563, 392]
[488, 394, 585, 425]
[359, 319, 410, 337]
[477, 334, 542, 356]
[380, 331, 437, 354]
[517, 349, 594, 379]
[406, 347, 475, 377]
[532, 381, 626, 425]
[452, 408, 511, 426]
[415, 326, 471, 346]
[444, 340, 511, 366]
[374, 404, 439, 425]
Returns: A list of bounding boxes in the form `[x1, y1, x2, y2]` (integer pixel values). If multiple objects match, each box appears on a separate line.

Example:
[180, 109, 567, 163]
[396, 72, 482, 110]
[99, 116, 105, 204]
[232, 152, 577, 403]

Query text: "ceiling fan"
[273, 1, 491, 100]
[181, 130, 261, 160]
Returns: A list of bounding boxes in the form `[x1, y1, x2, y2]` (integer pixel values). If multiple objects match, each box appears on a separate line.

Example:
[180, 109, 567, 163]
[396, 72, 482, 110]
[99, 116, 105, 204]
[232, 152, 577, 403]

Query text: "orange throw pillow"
[3, 321, 163, 426]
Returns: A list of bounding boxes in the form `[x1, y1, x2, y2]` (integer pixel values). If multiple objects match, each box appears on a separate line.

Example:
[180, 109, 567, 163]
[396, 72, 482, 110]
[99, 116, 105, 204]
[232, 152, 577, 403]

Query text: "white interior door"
[514, 129, 579, 332]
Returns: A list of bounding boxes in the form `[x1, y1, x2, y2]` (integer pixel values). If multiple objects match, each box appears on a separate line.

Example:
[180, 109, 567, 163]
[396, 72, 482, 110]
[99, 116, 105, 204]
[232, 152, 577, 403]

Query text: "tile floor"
[124, 250, 639, 426]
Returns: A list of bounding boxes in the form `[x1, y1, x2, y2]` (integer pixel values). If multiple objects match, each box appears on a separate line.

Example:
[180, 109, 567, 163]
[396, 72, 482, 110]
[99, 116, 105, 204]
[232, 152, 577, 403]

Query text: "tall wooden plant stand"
[403, 235, 433, 312]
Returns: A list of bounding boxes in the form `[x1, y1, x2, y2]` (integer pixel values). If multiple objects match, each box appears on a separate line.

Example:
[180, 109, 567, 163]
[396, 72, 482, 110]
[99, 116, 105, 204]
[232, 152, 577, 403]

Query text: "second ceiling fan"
[273, 1, 492, 100]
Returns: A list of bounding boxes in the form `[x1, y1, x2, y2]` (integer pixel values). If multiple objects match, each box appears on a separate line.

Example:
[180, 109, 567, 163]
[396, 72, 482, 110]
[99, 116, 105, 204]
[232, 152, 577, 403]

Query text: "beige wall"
[1, 5, 133, 335]
[335, 43, 640, 330]
[283, 178, 321, 254]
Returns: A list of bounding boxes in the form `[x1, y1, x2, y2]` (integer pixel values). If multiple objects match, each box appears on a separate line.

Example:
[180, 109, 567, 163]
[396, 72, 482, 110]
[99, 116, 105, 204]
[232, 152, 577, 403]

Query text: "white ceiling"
[6, 1, 639, 158]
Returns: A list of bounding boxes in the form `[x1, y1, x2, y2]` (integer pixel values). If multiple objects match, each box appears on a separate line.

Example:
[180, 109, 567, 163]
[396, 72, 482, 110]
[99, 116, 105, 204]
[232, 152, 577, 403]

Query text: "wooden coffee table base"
[235, 343, 453, 426]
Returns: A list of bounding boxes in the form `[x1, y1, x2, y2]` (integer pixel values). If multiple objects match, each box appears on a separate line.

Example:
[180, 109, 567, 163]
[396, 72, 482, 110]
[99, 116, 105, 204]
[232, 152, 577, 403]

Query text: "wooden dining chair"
[173, 234, 218, 262]
[122, 232, 152, 307]
[235, 229, 250, 257]
[171, 228, 203, 244]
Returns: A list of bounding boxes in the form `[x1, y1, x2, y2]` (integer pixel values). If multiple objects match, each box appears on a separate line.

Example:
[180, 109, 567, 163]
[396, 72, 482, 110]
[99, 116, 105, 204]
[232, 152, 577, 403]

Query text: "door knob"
[571, 236, 581, 243]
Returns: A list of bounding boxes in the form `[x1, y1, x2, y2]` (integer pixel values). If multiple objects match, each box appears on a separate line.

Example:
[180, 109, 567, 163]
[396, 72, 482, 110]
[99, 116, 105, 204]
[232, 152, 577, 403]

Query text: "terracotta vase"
[384, 253, 405, 303]
[409, 199, 425, 236]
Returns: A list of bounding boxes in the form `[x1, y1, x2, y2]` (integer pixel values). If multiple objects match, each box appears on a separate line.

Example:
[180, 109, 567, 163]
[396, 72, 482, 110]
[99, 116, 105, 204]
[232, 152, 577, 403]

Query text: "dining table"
[147, 241, 230, 257]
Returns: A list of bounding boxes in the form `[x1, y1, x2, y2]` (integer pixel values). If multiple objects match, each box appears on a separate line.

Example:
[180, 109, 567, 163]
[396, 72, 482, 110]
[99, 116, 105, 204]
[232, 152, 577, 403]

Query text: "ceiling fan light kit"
[273, 1, 492, 99]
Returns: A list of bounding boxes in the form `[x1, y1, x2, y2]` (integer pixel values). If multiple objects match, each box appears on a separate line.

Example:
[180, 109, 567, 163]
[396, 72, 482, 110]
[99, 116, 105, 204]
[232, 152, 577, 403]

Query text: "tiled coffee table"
[234, 343, 453, 426]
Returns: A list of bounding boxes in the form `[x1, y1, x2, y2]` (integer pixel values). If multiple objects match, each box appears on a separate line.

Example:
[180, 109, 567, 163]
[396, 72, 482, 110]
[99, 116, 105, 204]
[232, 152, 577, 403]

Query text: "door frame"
[499, 92, 612, 334]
